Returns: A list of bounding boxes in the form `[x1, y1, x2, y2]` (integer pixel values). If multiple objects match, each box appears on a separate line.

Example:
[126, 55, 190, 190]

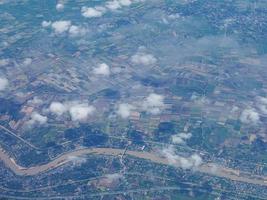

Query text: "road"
[0, 125, 40, 150]
[0, 186, 230, 200]
[1, 147, 267, 186]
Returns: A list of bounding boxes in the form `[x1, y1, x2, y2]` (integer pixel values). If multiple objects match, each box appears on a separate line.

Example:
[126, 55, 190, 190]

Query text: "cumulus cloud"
[44, 20, 87, 38]
[81, 6, 106, 18]
[257, 96, 267, 104]
[0, 58, 9, 67]
[69, 25, 87, 37]
[49, 101, 67, 116]
[162, 146, 203, 170]
[131, 52, 157, 66]
[28, 97, 43, 105]
[67, 155, 87, 166]
[41, 20, 51, 28]
[118, 0, 132, 6]
[104, 173, 123, 184]
[240, 108, 259, 125]
[105, 0, 122, 10]
[117, 103, 134, 118]
[51, 20, 72, 34]
[142, 93, 164, 114]
[256, 96, 267, 114]
[93, 63, 110, 76]
[190, 153, 203, 167]
[171, 132, 192, 144]
[22, 58, 32, 66]
[0, 77, 9, 91]
[56, 2, 64, 11]
[27, 112, 47, 126]
[69, 103, 95, 121]
[49, 101, 95, 121]
[81, 0, 133, 18]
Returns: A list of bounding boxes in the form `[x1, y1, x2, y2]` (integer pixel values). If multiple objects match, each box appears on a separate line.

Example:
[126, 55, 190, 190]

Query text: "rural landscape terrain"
[1, 0, 267, 199]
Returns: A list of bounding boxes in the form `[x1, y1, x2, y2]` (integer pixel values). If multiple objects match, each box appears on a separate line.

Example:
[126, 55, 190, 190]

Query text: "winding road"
[1, 147, 267, 186]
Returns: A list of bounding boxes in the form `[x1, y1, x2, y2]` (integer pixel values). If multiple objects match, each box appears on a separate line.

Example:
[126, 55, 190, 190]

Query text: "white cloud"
[41, 20, 51, 28]
[28, 112, 47, 126]
[257, 96, 267, 104]
[105, 0, 122, 10]
[51, 20, 72, 34]
[69, 25, 87, 37]
[105, 0, 134, 10]
[22, 58, 32, 66]
[142, 93, 164, 114]
[118, 0, 132, 6]
[256, 96, 267, 114]
[131, 52, 157, 66]
[81, 6, 106, 18]
[45, 20, 87, 38]
[0, 77, 8, 91]
[162, 146, 202, 170]
[56, 3, 64, 11]
[69, 103, 95, 121]
[67, 155, 87, 166]
[171, 135, 184, 144]
[49, 101, 67, 116]
[81, 0, 133, 18]
[48, 101, 96, 122]
[191, 153, 203, 167]
[240, 108, 259, 125]
[117, 103, 134, 118]
[104, 173, 123, 184]
[28, 97, 43, 105]
[168, 13, 181, 20]
[0, 59, 9, 67]
[171, 132, 192, 144]
[93, 63, 110, 76]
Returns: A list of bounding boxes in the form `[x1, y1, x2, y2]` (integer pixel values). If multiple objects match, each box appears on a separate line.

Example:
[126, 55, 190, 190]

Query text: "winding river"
[1, 147, 267, 186]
